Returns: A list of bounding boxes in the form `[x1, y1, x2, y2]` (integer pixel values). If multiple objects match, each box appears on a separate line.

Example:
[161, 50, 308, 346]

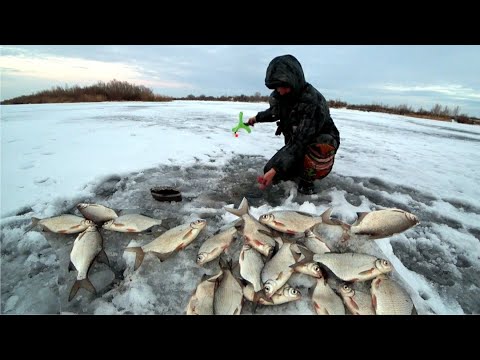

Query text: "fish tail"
[68, 278, 96, 302]
[224, 197, 249, 217]
[31, 217, 41, 227]
[24, 217, 40, 234]
[124, 247, 145, 270]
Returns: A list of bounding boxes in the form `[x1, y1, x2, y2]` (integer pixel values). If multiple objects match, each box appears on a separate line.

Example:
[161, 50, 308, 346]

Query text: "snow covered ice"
[1, 101, 479, 314]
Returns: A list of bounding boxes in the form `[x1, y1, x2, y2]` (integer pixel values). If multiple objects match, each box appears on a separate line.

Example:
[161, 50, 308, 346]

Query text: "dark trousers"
[264, 134, 339, 183]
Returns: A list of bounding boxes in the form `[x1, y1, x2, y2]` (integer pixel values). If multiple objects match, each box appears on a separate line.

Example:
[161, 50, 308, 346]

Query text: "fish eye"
[313, 265, 320, 272]
[342, 284, 350, 291]
[290, 288, 298, 295]
[264, 285, 272, 292]
[260, 215, 267, 219]
[382, 260, 389, 266]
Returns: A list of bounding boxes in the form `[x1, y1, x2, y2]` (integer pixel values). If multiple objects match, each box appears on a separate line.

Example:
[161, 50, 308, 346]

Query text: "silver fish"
[213, 259, 244, 315]
[261, 237, 299, 298]
[238, 214, 276, 257]
[197, 226, 237, 266]
[243, 283, 301, 305]
[68, 225, 109, 301]
[338, 283, 375, 315]
[77, 203, 118, 223]
[226, 198, 275, 257]
[29, 214, 94, 234]
[302, 229, 331, 254]
[258, 210, 324, 235]
[371, 274, 414, 315]
[311, 277, 345, 315]
[125, 219, 206, 270]
[349, 208, 419, 240]
[239, 244, 265, 292]
[102, 214, 162, 233]
[186, 271, 223, 315]
[313, 252, 392, 282]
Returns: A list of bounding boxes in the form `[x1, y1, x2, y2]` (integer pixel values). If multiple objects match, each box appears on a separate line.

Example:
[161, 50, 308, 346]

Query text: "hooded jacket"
[254, 54, 340, 178]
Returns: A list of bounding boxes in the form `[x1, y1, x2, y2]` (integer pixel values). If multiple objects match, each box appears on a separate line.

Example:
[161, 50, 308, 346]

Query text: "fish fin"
[353, 230, 381, 238]
[372, 294, 377, 312]
[68, 261, 76, 272]
[280, 235, 296, 244]
[207, 270, 223, 282]
[271, 229, 286, 238]
[182, 229, 193, 240]
[154, 251, 175, 262]
[354, 212, 370, 224]
[358, 268, 375, 276]
[32, 217, 41, 225]
[24, 217, 41, 233]
[274, 236, 284, 247]
[320, 207, 334, 222]
[289, 244, 301, 262]
[298, 244, 315, 261]
[96, 249, 110, 267]
[124, 247, 145, 270]
[224, 198, 249, 217]
[289, 245, 314, 269]
[68, 278, 96, 302]
[349, 298, 359, 310]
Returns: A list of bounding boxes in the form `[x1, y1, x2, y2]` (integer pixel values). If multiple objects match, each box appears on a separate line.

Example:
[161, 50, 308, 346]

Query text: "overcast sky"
[1, 45, 480, 117]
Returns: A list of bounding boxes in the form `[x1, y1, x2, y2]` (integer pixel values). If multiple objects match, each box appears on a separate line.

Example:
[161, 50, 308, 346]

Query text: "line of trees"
[0, 80, 173, 104]
[325, 100, 478, 125]
[2, 81, 479, 125]
[178, 95, 480, 125]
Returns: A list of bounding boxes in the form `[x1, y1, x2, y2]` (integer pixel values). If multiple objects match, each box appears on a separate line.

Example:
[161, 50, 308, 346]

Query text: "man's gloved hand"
[275, 121, 282, 136]
[247, 116, 256, 127]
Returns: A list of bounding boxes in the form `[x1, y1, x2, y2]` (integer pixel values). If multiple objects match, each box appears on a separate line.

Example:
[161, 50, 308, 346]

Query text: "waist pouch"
[303, 143, 337, 180]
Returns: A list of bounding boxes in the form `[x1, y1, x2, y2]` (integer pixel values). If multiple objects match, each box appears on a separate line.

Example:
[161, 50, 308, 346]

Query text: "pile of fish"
[28, 203, 163, 301]
[185, 198, 419, 315]
[29, 198, 420, 315]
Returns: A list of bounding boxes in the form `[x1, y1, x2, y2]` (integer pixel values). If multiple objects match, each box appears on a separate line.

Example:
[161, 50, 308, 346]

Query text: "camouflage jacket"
[255, 54, 340, 178]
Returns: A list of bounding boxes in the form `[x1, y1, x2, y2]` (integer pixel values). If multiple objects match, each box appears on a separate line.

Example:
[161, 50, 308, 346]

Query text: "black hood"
[265, 54, 306, 95]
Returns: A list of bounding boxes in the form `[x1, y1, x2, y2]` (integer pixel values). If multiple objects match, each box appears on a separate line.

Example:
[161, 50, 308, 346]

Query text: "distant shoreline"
[2, 79, 478, 125]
